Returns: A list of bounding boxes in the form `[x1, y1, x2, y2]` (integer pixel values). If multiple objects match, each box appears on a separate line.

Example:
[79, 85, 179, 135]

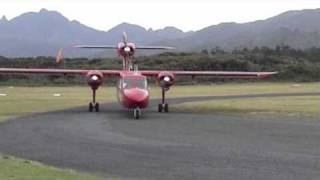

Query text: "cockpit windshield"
[122, 76, 147, 89]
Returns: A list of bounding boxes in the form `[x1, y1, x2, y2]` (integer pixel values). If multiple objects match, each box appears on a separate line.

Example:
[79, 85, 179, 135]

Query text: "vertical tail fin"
[56, 48, 63, 64]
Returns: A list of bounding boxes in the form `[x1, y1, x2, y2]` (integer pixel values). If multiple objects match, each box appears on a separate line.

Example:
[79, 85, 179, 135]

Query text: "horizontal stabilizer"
[136, 46, 174, 50]
[74, 45, 117, 49]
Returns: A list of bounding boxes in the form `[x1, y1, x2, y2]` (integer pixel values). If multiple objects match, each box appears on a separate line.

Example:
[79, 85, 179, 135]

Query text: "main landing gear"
[158, 88, 169, 113]
[89, 88, 99, 112]
[89, 102, 99, 112]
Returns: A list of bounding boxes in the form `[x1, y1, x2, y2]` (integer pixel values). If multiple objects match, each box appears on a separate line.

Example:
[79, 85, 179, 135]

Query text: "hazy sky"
[1, 0, 320, 31]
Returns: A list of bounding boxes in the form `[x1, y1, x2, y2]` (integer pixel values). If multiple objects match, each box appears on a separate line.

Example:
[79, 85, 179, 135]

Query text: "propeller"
[123, 31, 128, 45]
[122, 31, 132, 54]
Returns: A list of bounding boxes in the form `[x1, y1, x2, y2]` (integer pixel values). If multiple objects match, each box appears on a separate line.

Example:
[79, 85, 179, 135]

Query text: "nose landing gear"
[133, 107, 141, 119]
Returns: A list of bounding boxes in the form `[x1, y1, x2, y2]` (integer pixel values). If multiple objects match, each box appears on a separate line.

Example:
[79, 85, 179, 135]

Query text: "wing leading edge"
[0, 68, 277, 78]
[141, 71, 278, 78]
[0, 68, 121, 76]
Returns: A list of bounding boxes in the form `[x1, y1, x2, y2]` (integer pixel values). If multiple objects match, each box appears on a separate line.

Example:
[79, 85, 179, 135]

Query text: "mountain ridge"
[1, 8, 320, 57]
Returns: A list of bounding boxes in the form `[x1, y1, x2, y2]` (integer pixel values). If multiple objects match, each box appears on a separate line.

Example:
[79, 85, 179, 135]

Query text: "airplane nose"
[124, 88, 148, 103]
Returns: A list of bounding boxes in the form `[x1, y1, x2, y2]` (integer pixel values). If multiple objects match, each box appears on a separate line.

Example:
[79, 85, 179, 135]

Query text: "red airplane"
[0, 32, 277, 119]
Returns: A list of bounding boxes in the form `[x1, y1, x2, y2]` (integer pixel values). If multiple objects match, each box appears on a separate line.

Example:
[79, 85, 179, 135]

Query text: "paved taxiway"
[0, 93, 319, 180]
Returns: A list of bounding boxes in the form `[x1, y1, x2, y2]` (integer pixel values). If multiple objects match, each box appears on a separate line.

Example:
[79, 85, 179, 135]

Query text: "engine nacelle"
[117, 42, 135, 57]
[86, 70, 103, 90]
[157, 72, 175, 90]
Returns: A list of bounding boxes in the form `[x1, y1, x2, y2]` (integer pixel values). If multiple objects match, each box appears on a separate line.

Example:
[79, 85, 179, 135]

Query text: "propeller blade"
[123, 31, 128, 45]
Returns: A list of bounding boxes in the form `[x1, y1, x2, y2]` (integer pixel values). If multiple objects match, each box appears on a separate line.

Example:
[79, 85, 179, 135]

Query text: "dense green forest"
[0, 45, 319, 86]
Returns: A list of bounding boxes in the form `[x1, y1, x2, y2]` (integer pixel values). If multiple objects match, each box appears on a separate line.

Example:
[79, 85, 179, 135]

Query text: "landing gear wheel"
[159, 88, 170, 113]
[164, 103, 169, 113]
[89, 88, 100, 113]
[158, 104, 169, 113]
[133, 108, 141, 119]
[158, 104, 163, 112]
[89, 103, 94, 112]
[94, 103, 100, 112]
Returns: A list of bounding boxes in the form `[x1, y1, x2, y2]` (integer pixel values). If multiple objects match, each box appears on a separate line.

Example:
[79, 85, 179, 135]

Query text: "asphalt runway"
[0, 93, 319, 180]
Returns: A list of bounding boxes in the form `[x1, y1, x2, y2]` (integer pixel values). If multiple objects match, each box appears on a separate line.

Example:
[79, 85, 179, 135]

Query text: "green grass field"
[172, 96, 320, 117]
[0, 86, 115, 120]
[168, 82, 320, 117]
[0, 82, 318, 179]
[165, 82, 318, 97]
[0, 155, 104, 180]
[0, 82, 318, 120]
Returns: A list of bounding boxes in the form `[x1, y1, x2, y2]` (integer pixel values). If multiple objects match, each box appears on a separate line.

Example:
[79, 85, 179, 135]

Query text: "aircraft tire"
[89, 103, 94, 112]
[164, 104, 169, 113]
[95, 103, 100, 112]
[158, 104, 163, 112]
[133, 108, 140, 119]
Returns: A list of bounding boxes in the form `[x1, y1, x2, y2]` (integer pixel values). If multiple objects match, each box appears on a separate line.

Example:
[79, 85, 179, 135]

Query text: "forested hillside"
[0, 45, 319, 85]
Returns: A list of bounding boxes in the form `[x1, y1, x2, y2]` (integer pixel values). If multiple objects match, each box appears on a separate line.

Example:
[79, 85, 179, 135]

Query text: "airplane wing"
[0, 68, 121, 76]
[140, 70, 278, 78]
[0, 68, 277, 78]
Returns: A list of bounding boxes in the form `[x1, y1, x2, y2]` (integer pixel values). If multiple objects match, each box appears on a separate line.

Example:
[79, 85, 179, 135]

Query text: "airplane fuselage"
[117, 71, 149, 109]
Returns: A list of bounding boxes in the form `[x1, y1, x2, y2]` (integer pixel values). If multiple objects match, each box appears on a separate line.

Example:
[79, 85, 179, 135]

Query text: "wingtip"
[73, 45, 81, 48]
[159, 46, 175, 50]
[258, 71, 278, 78]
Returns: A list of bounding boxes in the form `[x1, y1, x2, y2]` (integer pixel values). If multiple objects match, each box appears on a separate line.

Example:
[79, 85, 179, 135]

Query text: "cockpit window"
[136, 77, 147, 89]
[122, 76, 147, 89]
[123, 77, 133, 89]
